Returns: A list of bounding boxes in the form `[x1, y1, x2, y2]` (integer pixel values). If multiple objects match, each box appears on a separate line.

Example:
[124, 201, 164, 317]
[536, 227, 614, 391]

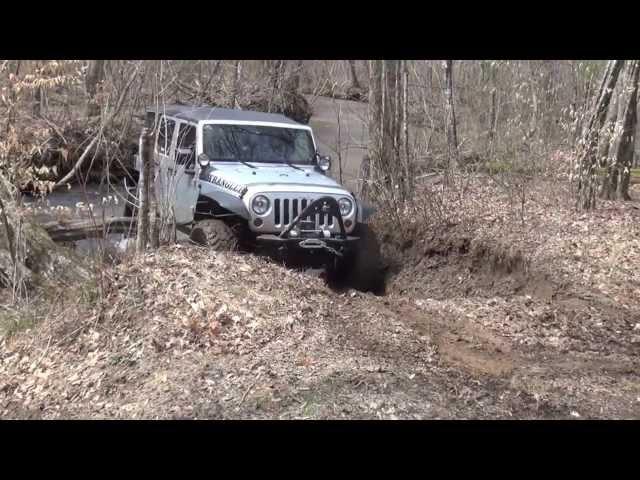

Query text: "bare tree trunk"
[365, 60, 411, 202]
[602, 60, 639, 200]
[401, 60, 412, 196]
[522, 82, 539, 151]
[268, 60, 286, 113]
[232, 60, 242, 109]
[348, 60, 361, 90]
[33, 61, 43, 118]
[575, 64, 593, 143]
[365, 61, 371, 86]
[570, 63, 581, 143]
[6, 61, 21, 136]
[541, 60, 556, 138]
[635, 120, 640, 168]
[85, 60, 105, 117]
[136, 128, 153, 253]
[443, 60, 459, 170]
[149, 154, 160, 249]
[290, 60, 304, 92]
[150, 209, 160, 248]
[488, 88, 498, 155]
[0, 187, 16, 268]
[33, 86, 42, 118]
[336, 102, 344, 185]
[364, 60, 383, 201]
[576, 60, 625, 210]
[382, 60, 399, 193]
[596, 89, 619, 170]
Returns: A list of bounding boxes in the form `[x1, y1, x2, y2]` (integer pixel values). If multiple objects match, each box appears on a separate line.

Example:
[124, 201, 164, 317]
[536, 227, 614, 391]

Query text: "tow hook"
[298, 238, 343, 257]
[299, 238, 325, 249]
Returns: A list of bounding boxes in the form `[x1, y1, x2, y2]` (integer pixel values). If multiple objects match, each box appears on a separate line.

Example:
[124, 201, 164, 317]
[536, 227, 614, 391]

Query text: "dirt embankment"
[372, 180, 640, 418]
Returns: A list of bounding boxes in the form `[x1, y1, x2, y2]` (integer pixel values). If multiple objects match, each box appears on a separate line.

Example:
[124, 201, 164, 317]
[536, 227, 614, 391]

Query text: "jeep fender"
[198, 182, 250, 219]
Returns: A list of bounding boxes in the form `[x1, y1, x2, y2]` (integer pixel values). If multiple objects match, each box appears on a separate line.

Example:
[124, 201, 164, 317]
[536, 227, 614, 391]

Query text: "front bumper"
[255, 234, 359, 257]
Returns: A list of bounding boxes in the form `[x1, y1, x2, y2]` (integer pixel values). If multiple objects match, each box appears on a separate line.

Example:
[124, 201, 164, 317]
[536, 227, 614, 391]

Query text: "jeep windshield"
[202, 124, 315, 165]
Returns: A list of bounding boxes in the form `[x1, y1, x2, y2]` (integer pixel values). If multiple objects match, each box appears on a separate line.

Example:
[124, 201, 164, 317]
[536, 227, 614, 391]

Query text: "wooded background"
[1, 59, 639, 220]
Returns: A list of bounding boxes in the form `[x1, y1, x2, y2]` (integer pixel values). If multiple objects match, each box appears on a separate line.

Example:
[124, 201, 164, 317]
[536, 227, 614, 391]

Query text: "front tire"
[190, 219, 239, 251]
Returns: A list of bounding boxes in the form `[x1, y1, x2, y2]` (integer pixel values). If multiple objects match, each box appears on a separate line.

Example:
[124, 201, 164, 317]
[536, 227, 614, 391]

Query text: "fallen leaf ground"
[1, 177, 639, 419]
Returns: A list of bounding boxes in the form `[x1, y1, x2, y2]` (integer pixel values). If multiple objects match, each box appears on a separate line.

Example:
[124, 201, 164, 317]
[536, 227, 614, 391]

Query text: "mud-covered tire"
[328, 223, 385, 294]
[190, 219, 239, 251]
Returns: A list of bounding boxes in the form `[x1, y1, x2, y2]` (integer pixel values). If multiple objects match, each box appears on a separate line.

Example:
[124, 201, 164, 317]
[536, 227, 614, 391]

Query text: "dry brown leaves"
[2, 175, 640, 419]
[0, 246, 442, 419]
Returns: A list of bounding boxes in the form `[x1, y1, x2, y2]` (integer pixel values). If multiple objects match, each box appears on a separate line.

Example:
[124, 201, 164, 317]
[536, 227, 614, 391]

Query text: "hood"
[200, 163, 349, 195]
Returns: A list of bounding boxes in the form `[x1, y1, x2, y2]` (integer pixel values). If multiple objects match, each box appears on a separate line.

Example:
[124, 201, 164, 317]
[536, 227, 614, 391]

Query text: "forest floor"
[1, 176, 639, 419]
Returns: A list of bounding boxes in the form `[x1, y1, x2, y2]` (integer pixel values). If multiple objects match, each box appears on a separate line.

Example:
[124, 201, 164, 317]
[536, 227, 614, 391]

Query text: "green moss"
[0, 306, 38, 337]
[302, 400, 318, 417]
[0, 275, 100, 339]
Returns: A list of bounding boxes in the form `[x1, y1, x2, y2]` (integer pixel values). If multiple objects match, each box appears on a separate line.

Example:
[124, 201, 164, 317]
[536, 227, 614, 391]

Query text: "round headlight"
[338, 197, 353, 216]
[252, 195, 270, 215]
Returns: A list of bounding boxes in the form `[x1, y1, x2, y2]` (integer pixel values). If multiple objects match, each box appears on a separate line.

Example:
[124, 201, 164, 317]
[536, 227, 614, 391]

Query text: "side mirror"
[197, 153, 210, 168]
[316, 153, 331, 172]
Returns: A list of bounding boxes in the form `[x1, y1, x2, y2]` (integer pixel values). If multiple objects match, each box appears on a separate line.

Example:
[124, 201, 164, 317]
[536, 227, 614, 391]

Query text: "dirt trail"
[376, 287, 640, 418]
[395, 300, 515, 377]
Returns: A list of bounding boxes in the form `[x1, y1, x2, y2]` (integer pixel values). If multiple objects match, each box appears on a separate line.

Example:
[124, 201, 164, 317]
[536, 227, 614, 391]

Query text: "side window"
[177, 123, 196, 149]
[156, 117, 176, 155]
[176, 123, 196, 167]
[145, 111, 156, 129]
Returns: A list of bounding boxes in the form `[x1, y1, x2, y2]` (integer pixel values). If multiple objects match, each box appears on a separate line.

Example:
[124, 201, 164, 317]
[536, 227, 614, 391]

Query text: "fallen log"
[42, 217, 137, 242]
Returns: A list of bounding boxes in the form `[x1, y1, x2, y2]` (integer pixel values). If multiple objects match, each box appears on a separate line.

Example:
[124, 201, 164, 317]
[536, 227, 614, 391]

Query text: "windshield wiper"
[284, 159, 304, 171]
[238, 159, 256, 169]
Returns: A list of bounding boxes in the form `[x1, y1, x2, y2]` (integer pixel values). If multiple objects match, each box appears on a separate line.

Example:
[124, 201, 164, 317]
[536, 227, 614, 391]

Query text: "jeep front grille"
[272, 196, 336, 231]
[250, 192, 355, 235]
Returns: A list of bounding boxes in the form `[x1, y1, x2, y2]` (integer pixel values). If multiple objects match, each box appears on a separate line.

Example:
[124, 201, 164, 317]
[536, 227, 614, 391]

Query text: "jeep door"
[172, 121, 199, 224]
[155, 116, 199, 225]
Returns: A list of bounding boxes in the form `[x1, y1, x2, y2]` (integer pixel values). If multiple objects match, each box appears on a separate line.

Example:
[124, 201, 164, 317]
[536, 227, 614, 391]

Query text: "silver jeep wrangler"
[127, 105, 383, 292]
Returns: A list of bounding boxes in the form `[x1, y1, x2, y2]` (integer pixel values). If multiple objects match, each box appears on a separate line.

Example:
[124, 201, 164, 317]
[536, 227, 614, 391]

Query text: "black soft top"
[146, 104, 302, 126]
